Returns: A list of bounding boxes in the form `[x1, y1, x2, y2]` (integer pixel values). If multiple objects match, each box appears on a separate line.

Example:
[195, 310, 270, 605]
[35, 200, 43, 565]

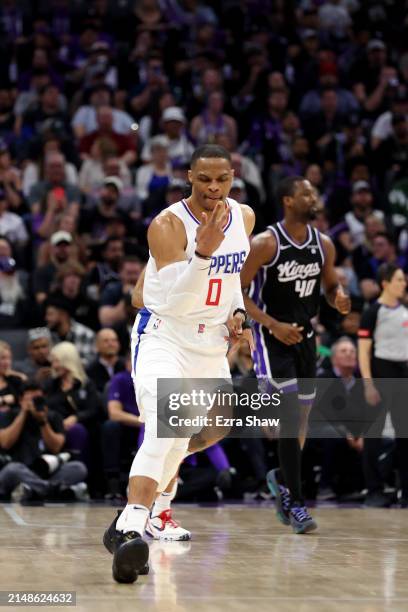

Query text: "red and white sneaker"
[145, 510, 191, 541]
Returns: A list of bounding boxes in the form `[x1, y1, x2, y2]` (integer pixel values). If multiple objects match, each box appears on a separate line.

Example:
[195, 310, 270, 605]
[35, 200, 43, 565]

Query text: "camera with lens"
[33, 396, 47, 412]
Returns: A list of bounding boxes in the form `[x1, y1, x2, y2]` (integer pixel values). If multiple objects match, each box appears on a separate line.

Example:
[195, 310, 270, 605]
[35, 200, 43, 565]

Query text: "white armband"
[158, 255, 211, 315]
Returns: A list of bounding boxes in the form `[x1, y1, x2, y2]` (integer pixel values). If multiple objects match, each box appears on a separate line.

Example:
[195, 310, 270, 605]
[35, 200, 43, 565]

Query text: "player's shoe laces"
[103, 510, 149, 583]
[266, 469, 291, 525]
[289, 505, 317, 534]
[145, 509, 191, 541]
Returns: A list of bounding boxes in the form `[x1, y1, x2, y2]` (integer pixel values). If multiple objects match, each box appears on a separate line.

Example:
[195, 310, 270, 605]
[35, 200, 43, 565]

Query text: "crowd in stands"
[0, 0, 407, 504]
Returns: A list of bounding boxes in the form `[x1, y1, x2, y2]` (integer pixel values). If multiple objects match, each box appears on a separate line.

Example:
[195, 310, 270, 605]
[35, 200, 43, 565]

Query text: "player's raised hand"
[269, 321, 304, 345]
[334, 286, 351, 315]
[196, 200, 228, 257]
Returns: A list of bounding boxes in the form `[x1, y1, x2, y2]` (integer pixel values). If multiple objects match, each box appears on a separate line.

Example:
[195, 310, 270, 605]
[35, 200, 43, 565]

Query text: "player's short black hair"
[275, 175, 305, 207]
[190, 144, 231, 167]
[378, 262, 402, 286]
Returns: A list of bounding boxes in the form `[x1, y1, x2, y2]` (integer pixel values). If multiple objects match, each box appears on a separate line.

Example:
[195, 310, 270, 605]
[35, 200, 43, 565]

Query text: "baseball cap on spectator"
[162, 107, 186, 123]
[319, 60, 338, 77]
[167, 178, 185, 192]
[28, 327, 52, 343]
[90, 41, 110, 54]
[150, 135, 169, 149]
[301, 29, 318, 41]
[231, 178, 245, 191]
[352, 181, 371, 194]
[367, 39, 386, 52]
[103, 176, 123, 192]
[50, 231, 72, 246]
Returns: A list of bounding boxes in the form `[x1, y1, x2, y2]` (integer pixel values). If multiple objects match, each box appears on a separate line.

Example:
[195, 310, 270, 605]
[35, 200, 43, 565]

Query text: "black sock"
[278, 437, 302, 503]
[278, 391, 303, 503]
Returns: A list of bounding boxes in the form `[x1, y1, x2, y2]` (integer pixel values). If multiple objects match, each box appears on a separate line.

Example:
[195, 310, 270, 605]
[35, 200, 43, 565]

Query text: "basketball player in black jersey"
[241, 176, 350, 533]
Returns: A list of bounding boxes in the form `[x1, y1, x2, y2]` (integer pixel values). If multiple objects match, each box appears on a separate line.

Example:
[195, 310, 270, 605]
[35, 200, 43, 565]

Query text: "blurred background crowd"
[0, 0, 407, 505]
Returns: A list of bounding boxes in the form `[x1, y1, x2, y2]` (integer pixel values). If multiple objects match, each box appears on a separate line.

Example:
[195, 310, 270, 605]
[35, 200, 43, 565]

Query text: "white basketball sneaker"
[145, 510, 191, 541]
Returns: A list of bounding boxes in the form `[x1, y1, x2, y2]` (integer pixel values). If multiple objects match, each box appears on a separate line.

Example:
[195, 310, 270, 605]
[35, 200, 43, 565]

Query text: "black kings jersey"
[250, 222, 325, 328]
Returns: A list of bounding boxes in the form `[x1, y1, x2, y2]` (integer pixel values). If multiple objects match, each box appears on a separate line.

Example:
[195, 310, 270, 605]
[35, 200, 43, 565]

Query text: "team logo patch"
[198, 323, 205, 334]
[153, 318, 162, 329]
[277, 260, 321, 282]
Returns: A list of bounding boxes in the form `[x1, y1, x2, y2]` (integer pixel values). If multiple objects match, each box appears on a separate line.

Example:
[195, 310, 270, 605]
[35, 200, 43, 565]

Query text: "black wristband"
[233, 308, 247, 321]
[195, 250, 212, 260]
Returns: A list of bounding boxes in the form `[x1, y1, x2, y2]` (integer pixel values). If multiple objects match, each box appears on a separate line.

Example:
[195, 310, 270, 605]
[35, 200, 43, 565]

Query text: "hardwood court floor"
[1, 503, 408, 612]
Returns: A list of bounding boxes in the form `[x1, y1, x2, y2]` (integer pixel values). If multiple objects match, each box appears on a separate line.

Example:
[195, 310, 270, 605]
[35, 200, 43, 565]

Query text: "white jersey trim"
[181, 198, 233, 232]
[277, 222, 313, 249]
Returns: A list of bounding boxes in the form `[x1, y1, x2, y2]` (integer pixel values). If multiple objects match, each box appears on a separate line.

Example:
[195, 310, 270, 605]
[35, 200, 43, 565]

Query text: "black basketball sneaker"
[103, 510, 149, 583]
[266, 469, 291, 525]
[289, 504, 317, 534]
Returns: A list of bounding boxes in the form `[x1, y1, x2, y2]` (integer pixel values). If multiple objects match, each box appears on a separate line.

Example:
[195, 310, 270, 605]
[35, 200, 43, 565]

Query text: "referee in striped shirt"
[358, 263, 408, 507]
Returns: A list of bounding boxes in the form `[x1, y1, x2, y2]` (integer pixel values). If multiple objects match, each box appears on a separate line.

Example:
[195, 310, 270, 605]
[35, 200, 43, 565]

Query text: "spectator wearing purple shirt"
[101, 363, 143, 498]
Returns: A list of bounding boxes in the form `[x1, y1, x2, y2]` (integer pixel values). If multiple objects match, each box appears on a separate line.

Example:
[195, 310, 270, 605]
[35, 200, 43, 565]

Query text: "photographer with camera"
[0, 381, 87, 502]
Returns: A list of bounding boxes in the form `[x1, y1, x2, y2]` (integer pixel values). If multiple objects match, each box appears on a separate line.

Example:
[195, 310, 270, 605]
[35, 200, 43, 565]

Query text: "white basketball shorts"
[131, 308, 231, 423]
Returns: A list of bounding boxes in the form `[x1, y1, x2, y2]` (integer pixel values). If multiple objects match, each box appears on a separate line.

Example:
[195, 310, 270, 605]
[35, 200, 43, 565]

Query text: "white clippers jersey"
[143, 198, 250, 328]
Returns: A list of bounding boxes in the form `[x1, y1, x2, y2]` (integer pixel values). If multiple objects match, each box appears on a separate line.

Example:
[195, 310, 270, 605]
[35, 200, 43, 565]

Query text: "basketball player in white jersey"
[103, 144, 255, 583]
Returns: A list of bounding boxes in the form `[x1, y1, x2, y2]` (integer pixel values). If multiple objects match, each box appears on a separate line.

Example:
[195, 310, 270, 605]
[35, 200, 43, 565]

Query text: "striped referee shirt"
[358, 301, 408, 362]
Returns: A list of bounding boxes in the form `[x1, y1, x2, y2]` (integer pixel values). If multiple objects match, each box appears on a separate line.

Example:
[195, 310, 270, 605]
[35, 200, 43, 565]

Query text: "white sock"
[116, 503, 149, 535]
[152, 481, 177, 517]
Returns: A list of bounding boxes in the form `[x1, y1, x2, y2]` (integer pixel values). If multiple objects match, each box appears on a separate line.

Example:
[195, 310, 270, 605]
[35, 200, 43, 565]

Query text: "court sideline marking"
[3, 506, 28, 526]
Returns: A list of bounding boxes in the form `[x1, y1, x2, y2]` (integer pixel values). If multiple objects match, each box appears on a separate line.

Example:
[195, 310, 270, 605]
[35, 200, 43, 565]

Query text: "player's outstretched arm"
[320, 234, 351, 314]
